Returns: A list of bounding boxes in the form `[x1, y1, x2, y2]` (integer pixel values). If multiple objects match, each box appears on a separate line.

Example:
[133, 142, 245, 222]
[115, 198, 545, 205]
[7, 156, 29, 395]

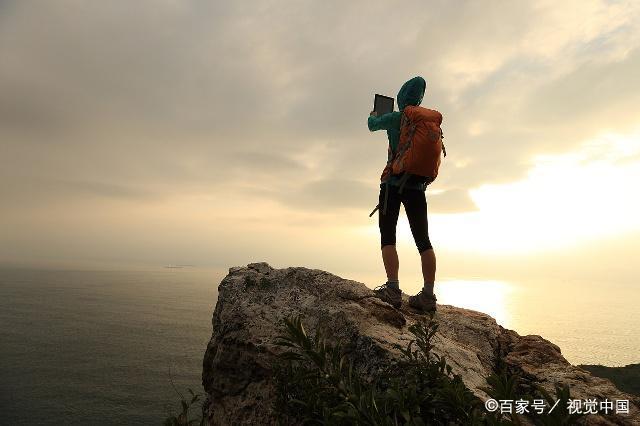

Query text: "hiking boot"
[408, 290, 437, 313]
[373, 283, 402, 309]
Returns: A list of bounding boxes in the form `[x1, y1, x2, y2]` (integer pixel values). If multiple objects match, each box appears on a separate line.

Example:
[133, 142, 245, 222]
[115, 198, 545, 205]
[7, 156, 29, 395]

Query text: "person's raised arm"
[368, 111, 394, 132]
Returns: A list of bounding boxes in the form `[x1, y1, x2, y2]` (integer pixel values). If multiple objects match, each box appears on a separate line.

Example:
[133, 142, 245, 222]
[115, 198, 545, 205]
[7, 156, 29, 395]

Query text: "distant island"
[163, 264, 195, 269]
[579, 363, 640, 396]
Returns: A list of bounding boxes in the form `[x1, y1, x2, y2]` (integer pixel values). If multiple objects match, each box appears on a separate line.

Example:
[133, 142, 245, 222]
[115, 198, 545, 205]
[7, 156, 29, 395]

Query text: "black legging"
[378, 183, 432, 253]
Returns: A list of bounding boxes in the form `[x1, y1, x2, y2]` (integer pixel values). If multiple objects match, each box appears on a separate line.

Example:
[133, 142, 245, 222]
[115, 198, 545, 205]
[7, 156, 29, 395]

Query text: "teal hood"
[397, 76, 426, 111]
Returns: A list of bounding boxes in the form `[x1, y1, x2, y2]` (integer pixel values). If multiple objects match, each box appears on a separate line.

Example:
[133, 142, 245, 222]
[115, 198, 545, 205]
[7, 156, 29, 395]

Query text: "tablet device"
[373, 94, 394, 115]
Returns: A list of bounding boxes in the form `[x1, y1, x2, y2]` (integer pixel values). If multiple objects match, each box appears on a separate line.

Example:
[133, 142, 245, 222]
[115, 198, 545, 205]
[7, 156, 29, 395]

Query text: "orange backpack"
[381, 105, 446, 189]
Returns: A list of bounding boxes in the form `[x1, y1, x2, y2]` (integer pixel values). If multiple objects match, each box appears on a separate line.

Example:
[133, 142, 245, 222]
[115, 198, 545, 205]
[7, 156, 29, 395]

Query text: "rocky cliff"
[202, 263, 639, 425]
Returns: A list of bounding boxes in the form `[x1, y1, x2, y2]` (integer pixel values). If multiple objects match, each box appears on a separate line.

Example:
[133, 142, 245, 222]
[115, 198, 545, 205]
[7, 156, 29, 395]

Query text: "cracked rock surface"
[202, 262, 639, 425]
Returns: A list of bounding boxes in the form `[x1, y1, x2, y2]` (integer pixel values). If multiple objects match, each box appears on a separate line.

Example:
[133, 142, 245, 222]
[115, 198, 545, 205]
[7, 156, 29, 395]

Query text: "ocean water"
[0, 267, 222, 425]
[354, 269, 640, 367]
[1, 267, 638, 425]
[434, 277, 640, 366]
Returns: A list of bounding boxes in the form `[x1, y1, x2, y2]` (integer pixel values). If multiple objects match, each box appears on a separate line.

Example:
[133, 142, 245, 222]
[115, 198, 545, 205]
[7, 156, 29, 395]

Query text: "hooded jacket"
[367, 76, 427, 190]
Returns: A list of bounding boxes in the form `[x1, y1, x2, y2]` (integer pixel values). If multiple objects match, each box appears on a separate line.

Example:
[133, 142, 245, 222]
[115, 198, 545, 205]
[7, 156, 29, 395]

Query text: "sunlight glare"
[432, 131, 640, 254]
[437, 279, 512, 328]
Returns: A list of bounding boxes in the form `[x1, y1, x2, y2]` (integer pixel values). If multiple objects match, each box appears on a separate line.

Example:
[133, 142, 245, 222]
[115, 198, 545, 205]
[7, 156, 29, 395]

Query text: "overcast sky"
[1, 0, 639, 286]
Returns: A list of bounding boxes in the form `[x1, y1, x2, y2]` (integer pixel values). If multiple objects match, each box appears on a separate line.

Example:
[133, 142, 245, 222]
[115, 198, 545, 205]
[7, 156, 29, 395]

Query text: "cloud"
[524, 47, 640, 129]
[1, 0, 640, 267]
[58, 179, 158, 200]
[274, 178, 375, 211]
[0, 176, 159, 209]
[2, 1, 639, 200]
[429, 189, 478, 214]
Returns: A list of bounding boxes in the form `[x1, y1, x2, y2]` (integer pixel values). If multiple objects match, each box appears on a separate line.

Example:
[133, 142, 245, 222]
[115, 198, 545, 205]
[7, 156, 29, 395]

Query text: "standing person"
[367, 76, 438, 312]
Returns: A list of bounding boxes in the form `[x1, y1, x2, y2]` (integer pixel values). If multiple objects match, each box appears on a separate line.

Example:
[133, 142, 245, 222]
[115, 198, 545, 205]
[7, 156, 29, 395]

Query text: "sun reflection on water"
[436, 279, 512, 328]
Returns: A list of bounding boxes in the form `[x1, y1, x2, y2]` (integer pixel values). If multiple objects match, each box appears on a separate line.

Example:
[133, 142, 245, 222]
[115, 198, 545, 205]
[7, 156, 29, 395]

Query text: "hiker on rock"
[367, 76, 445, 313]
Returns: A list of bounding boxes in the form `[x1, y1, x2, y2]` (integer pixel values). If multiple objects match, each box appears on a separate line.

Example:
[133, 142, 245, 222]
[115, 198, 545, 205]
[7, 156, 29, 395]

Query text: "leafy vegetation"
[163, 374, 206, 426]
[272, 314, 585, 425]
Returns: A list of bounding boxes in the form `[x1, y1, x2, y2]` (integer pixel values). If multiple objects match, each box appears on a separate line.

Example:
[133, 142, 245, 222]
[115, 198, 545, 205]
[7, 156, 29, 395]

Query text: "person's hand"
[370, 111, 378, 117]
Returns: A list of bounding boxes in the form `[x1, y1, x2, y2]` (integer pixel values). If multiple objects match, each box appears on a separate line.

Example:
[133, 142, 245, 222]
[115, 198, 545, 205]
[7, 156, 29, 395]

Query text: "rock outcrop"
[202, 263, 639, 425]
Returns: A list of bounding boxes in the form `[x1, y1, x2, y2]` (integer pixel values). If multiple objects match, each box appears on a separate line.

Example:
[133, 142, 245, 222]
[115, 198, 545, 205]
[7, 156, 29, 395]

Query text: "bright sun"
[394, 131, 640, 255]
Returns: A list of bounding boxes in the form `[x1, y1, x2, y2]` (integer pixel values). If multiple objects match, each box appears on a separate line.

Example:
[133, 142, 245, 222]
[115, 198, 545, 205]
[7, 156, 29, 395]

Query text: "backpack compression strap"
[369, 181, 391, 217]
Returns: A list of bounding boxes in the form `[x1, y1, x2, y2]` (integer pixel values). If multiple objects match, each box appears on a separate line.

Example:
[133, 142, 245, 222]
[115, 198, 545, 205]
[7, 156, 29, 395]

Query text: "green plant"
[481, 365, 585, 425]
[533, 384, 585, 426]
[273, 315, 589, 426]
[163, 371, 206, 426]
[272, 314, 486, 425]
